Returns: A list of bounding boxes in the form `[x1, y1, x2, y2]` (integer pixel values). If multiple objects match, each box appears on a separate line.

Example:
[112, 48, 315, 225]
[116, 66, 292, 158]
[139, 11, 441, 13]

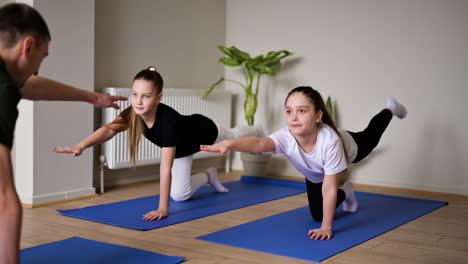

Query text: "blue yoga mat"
[58, 176, 305, 230]
[20, 236, 185, 264]
[197, 192, 447, 262]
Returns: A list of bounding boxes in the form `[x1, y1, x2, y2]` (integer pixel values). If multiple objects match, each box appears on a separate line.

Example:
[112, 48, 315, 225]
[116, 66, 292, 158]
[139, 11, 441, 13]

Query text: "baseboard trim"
[103, 168, 223, 190]
[20, 187, 96, 208]
[22, 194, 99, 208]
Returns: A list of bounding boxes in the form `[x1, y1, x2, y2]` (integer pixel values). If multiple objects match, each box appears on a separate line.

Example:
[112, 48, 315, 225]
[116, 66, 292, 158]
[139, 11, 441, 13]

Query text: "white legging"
[170, 124, 259, 201]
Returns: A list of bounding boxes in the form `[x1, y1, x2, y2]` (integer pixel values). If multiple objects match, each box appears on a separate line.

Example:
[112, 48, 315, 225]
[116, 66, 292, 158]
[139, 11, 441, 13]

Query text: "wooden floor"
[21, 171, 468, 264]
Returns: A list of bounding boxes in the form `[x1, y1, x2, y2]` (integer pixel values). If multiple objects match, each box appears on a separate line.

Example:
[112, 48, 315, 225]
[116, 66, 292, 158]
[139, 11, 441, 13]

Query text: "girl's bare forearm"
[226, 137, 274, 153]
[321, 175, 339, 229]
[78, 126, 116, 149]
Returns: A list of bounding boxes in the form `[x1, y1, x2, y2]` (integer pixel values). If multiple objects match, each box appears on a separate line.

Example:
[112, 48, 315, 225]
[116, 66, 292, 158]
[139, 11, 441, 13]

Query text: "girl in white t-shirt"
[200, 86, 407, 240]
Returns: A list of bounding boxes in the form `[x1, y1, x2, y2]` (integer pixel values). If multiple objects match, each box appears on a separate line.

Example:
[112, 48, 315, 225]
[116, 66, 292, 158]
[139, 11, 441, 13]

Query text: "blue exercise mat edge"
[20, 236, 185, 264]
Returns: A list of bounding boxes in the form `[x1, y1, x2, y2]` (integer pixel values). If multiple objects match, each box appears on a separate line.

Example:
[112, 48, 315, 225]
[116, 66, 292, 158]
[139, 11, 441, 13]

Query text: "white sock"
[386, 97, 408, 119]
[341, 181, 358, 212]
[207, 167, 229, 193]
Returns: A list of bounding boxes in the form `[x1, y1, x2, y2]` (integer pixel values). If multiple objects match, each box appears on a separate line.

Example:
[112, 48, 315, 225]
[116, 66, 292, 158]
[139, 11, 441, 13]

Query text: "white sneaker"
[386, 97, 408, 119]
[341, 181, 358, 212]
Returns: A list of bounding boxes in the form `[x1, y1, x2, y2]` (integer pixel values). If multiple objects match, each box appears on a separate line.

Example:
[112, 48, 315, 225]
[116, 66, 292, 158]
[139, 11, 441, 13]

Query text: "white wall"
[0, 1, 14, 7]
[95, 0, 226, 90]
[94, 0, 226, 185]
[15, 0, 95, 204]
[226, 0, 468, 194]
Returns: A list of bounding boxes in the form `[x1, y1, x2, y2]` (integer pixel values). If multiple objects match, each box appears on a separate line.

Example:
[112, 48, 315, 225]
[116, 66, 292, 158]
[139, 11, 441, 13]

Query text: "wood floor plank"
[371, 240, 468, 264]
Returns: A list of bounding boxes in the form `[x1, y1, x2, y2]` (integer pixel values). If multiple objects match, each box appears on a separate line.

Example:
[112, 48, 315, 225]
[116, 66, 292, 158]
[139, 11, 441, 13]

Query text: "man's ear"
[20, 36, 34, 58]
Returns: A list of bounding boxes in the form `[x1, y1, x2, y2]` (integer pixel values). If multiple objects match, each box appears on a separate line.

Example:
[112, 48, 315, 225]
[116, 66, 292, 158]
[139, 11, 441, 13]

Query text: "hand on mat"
[52, 145, 84, 157]
[200, 141, 229, 155]
[308, 227, 333, 240]
[92, 93, 128, 109]
[143, 209, 168, 221]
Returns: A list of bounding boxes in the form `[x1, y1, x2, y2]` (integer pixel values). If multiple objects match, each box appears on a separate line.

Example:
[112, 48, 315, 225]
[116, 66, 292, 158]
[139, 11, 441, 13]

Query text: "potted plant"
[202, 45, 293, 176]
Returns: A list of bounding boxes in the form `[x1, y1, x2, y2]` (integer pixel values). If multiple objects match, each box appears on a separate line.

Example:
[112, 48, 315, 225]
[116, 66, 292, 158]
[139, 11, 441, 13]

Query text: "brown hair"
[285, 86, 349, 164]
[106, 66, 164, 166]
[0, 3, 51, 48]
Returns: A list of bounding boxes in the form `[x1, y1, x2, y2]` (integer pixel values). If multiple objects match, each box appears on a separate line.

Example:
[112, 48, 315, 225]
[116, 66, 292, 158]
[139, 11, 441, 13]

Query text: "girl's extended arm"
[308, 173, 339, 240]
[142, 146, 176, 221]
[200, 136, 275, 154]
[52, 126, 118, 156]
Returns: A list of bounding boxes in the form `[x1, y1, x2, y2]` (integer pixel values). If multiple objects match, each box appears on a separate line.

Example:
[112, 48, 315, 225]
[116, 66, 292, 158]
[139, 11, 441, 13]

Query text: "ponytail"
[105, 107, 144, 167]
[128, 109, 144, 166]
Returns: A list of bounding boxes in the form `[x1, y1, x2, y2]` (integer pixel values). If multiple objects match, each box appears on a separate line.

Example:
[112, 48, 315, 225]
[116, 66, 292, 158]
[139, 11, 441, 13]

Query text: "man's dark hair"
[0, 3, 51, 48]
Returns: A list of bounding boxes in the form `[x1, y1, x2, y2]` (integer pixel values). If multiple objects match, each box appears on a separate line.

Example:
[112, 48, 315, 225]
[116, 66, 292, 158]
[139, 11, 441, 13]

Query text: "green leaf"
[265, 51, 281, 60]
[217, 45, 234, 59]
[264, 50, 293, 66]
[230, 46, 251, 62]
[253, 64, 275, 76]
[219, 57, 241, 66]
[253, 54, 264, 60]
[326, 96, 334, 119]
[252, 55, 264, 63]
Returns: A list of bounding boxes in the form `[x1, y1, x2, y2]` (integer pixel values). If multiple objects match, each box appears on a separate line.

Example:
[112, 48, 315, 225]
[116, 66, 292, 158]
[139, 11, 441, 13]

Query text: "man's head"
[0, 3, 51, 85]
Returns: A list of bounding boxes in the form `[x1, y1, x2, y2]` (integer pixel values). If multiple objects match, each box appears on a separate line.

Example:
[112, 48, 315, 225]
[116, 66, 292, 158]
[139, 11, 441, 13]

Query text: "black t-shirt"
[119, 103, 218, 158]
[0, 57, 22, 149]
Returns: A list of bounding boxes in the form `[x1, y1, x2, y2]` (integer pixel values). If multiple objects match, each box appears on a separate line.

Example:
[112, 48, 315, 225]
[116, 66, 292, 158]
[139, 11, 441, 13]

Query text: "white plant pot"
[240, 152, 271, 177]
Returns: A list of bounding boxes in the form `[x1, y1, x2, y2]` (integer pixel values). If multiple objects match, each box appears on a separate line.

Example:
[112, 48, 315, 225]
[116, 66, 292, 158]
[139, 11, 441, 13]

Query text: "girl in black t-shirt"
[53, 67, 262, 221]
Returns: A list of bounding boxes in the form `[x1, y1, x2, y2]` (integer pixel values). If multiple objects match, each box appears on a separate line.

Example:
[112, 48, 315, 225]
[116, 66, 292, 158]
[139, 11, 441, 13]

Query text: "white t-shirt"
[268, 124, 357, 183]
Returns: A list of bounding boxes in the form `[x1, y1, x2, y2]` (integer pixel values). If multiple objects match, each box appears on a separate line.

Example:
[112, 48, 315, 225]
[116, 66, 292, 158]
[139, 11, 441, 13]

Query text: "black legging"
[347, 109, 393, 163]
[306, 109, 393, 221]
[306, 179, 346, 221]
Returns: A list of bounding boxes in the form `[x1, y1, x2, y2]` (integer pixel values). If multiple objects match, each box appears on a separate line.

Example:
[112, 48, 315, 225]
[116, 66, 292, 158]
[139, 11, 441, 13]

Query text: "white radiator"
[102, 88, 232, 170]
